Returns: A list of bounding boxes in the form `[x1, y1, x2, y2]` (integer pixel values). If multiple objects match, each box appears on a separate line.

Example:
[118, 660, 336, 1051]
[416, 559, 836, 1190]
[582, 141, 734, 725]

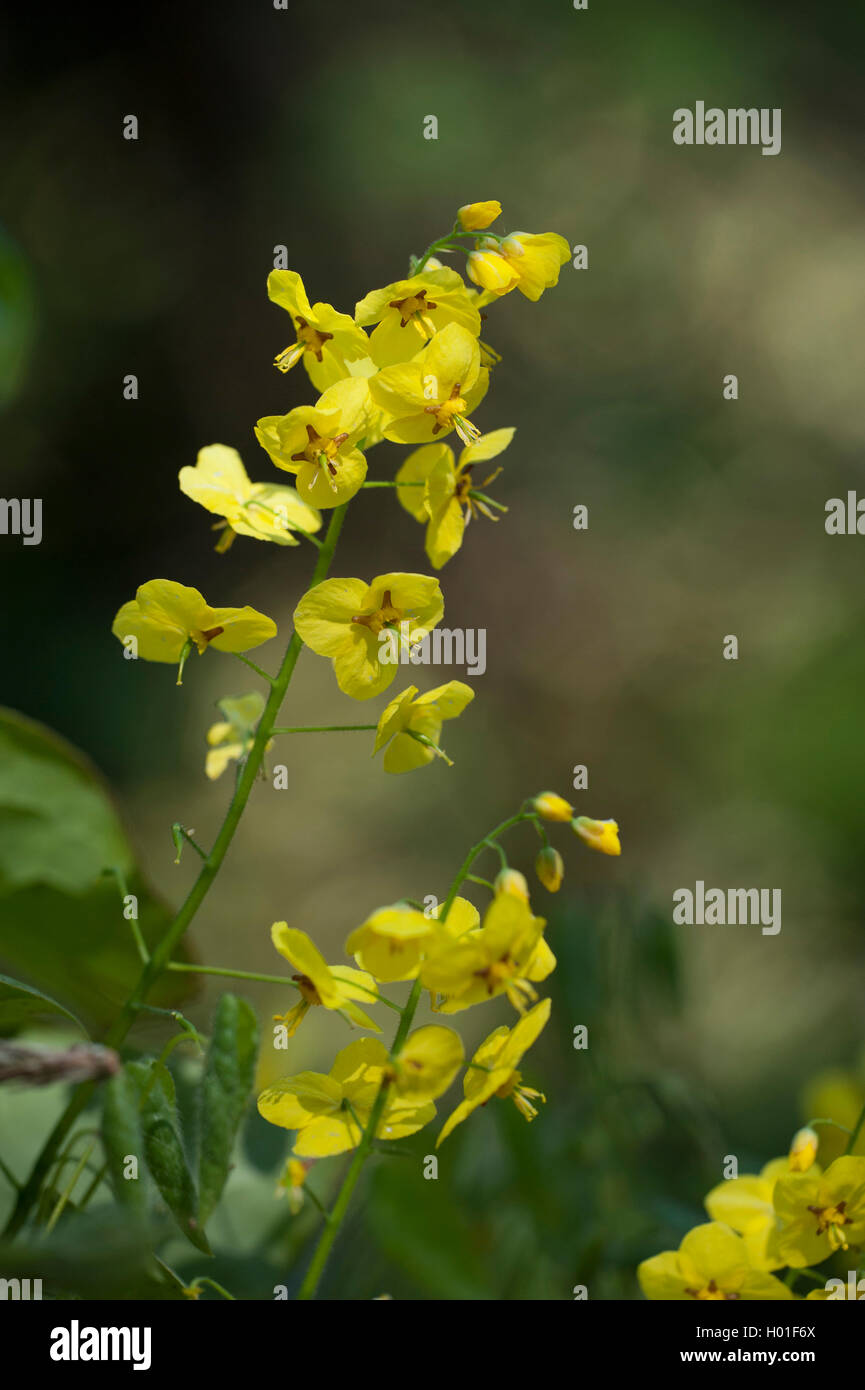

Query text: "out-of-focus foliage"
[0, 710, 194, 1029]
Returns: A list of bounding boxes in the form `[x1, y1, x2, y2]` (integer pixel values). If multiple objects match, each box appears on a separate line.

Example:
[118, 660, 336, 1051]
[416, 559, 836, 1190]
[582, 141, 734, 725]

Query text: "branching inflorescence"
[8, 202, 624, 1299]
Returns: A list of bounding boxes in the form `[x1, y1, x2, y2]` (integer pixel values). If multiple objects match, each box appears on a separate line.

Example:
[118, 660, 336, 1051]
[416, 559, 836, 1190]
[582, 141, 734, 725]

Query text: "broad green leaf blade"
[0, 973, 85, 1034]
[198, 994, 259, 1226]
[0, 709, 130, 894]
[0, 708, 195, 1029]
[133, 1059, 211, 1256]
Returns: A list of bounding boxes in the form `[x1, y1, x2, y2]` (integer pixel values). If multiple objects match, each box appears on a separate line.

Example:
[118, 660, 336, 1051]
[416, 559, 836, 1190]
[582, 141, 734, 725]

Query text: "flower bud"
[532, 792, 574, 822]
[494, 867, 530, 902]
[788, 1126, 819, 1172]
[458, 200, 502, 231]
[466, 249, 517, 295]
[276, 1157, 311, 1213]
[573, 816, 621, 857]
[535, 846, 564, 893]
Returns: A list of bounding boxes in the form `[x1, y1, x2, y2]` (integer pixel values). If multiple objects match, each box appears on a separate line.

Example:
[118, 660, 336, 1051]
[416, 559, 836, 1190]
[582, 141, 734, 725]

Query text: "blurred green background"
[1, 0, 864, 1298]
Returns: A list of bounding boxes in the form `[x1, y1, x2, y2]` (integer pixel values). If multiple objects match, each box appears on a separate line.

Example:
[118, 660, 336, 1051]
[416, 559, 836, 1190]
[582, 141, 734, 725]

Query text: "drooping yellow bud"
[573, 816, 621, 857]
[535, 846, 564, 892]
[532, 792, 574, 822]
[276, 1156, 310, 1213]
[458, 200, 502, 232]
[788, 1126, 819, 1172]
[466, 249, 519, 295]
[494, 868, 530, 902]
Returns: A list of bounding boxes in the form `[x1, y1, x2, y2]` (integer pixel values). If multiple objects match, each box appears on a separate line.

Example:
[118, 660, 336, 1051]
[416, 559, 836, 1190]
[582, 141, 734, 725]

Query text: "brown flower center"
[293, 974, 322, 1006]
[424, 382, 467, 435]
[295, 316, 333, 362]
[291, 424, 350, 475]
[388, 289, 438, 328]
[351, 588, 403, 636]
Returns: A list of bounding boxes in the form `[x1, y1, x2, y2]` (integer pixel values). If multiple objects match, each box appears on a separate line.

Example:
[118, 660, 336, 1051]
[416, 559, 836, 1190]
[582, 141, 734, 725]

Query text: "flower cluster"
[638, 1125, 865, 1300]
[106, 204, 610, 1281]
[258, 785, 619, 1167]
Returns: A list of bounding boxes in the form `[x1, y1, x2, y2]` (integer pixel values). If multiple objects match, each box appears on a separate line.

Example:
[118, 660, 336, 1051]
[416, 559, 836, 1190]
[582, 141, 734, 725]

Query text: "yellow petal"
[393, 1026, 465, 1101]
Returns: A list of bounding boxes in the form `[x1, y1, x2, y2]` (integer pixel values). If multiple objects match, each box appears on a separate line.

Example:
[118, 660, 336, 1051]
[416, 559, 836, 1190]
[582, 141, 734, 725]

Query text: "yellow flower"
[467, 232, 570, 301]
[255, 376, 372, 508]
[373, 681, 474, 772]
[345, 904, 437, 983]
[437, 998, 550, 1146]
[269, 923, 380, 1036]
[355, 268, 481, 369]
[293, 571, 443, 701]
[388, 1026, 464, 1102]
[421, 892, 553, 1014]
[638, 1223, 794, 1301]
[205, 691, 267, 780]
[395, 429, 513, 569]
[178, 444, 322, 551]
[535, 847, 564, 893]
[704, 1158, 799, 1271]
[493, 868, 530, 902]
[268, 270, 374, 390]
[773, 1156, 865, 1266]
[789, 1126, 819, 1172]
[275, 1156, 311, 1213]
[257, 1037, 434, 1157]
[434, 896, 480, 939]
[532, 792, 574, 822]
[457, 201, 502, 232]
[573, 815, 621, 856]
[111, 579, 276, 684]
[368, 322, 489, 448]
[466, 248, 520, 296]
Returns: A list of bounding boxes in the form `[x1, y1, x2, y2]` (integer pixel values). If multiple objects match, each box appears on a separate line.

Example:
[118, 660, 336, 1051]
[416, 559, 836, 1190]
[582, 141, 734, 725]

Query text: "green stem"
[806, 1116, 852, 1135]
[77, 1161, 109, 1211]
[166, 960, 402, 1013]
[3, 505, 349, 1240]
[167, 962, 302, 988]
[103, 867, 149, 963]
[45, 1141, 95, 1234]
[233, 652, 276, 685]
[172, 824, 208, 863]
[187, 1277, 236, 1301]
[295, 807, 534, 1299]
[844, 1100, 865, 1156]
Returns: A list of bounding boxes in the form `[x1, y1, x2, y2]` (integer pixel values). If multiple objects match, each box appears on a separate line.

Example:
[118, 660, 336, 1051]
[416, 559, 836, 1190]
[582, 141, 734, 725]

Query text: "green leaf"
[198, 994, 259, 1226]
[101, 1067, 148, 1214]
[131, 1059, 211, 1256]
[0, 708, 195, 1029]
[369, 1160, 493, 1299]
[0, 710, 130, 894]
[0, 1211, 182, 1299]
[0, 973, 85, 1034]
